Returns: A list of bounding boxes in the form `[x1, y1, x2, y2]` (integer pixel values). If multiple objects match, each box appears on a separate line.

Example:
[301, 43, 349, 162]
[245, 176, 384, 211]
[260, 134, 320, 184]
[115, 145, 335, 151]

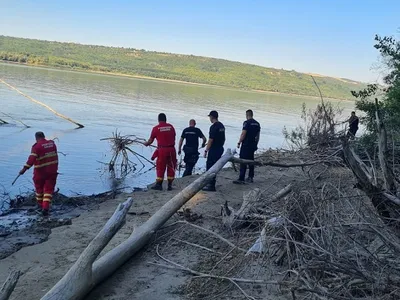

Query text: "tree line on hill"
[0, 35, 366, 99]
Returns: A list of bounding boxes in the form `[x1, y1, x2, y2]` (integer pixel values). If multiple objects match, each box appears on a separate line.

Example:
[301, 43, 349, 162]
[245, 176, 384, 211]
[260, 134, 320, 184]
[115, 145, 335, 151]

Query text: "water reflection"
[0, 63, 356, 198]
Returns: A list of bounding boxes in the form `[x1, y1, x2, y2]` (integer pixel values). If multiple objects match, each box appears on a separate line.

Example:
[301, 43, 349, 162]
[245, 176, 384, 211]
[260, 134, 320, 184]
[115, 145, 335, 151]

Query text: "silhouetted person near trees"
[346, 111, 359, 139]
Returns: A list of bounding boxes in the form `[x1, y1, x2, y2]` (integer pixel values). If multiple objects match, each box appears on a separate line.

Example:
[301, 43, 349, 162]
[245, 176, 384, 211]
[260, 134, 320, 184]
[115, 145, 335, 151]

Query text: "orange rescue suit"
[150, 122, 177, 183]
[23, 138, 58, 211]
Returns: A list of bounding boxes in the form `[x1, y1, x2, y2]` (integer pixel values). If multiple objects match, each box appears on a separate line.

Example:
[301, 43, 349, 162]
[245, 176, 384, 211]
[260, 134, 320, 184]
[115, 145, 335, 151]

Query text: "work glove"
[201, 142, 206, 148]
[178, 150, 182, 155]
[19, 168, 26, 175]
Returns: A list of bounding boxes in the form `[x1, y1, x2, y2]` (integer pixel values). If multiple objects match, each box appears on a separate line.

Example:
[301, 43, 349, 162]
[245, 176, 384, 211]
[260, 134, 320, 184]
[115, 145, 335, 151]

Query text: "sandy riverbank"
[0, 150, 359, 300]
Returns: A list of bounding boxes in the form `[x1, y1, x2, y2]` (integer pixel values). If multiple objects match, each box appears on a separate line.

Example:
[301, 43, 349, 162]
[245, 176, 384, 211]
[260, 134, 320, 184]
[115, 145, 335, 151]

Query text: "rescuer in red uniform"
[19, 132, 58, 216]
[144, 113, 177, 191]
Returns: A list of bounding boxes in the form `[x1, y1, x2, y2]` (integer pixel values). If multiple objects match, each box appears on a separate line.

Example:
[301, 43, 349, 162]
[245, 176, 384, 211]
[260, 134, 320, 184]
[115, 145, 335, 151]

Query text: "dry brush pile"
[269, 179, 400, 299]
[101, 130, 155, 178]
[151, 148, 400, 300]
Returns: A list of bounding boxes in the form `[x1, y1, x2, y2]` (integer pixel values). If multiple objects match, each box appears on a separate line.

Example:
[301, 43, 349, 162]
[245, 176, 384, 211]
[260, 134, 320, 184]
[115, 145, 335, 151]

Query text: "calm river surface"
[0, 63, 355, 198]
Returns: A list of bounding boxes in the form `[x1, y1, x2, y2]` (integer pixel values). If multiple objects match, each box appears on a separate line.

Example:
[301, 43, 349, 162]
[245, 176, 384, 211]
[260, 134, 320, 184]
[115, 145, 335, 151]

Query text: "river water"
[0, 63, 355, 199]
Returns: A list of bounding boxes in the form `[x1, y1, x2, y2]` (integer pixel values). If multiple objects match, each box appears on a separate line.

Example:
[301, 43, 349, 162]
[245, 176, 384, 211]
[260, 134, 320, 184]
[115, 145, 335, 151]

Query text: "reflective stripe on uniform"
[167, 176, 175, 180]
[34, 160, 58, 169]
[43, 193, 52, 202]
[30, 153, 38, 157]
[24, 164, 31, 168]
[156, 177, 163, 181]
[37, 152, 57, 161]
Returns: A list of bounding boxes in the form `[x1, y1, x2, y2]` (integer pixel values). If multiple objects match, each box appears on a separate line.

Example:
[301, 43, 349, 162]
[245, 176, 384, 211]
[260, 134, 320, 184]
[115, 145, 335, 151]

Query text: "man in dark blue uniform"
[203, 110, 225, 192]
[346, 111, 359, 139]
[233, 109, 261, 184]
[178, 119, 207, 177]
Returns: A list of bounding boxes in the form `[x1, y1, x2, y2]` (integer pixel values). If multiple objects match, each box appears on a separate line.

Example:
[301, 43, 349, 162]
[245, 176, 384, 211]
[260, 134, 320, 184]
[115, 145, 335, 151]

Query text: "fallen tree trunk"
[41, 197, 133, 300]
[43, 149, 234, 300]
[0, 270, 21, 300]
[0, 79, 84, 129]
[231, 157, 325, 168]
[342, 142, 400, 222]
[375, 98, 396, 194]
[0, 112, 30, 128]
[222, 185, 293, 227]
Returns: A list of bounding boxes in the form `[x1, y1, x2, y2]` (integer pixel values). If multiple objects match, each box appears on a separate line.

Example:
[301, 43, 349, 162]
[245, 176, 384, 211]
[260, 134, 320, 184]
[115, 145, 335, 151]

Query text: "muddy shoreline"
[0, 189, 137, 260]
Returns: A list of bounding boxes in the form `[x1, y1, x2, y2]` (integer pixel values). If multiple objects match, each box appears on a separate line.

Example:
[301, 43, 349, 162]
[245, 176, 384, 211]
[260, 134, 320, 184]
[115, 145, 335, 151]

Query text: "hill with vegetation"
[0, 35, 366, 99]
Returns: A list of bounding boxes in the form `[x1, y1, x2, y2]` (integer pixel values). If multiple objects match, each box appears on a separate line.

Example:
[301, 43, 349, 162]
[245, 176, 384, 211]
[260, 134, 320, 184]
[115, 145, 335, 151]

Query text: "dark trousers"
[347, 127, 358, 139]
[239, 146, 255, 180]
[183, 152, 199, 177]
[206, 147, 224, 188]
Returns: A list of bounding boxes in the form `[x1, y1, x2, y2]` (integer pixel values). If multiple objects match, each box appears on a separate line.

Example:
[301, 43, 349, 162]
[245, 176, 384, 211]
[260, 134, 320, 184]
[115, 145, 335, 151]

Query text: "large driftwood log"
[0, 112, 30, 128]
[235, 188, 262, 219]
[43, 149, 234, 300]
[92, 149, 233, 280]
[375, 98, 396, 193]
[0, 270, 21, 300]
[231, 157, 324, 168]
[0, 79, 84, 129]
[342, 142, 400, 221]
[222, 185, 293, 227]
[41, 197, 133, 300]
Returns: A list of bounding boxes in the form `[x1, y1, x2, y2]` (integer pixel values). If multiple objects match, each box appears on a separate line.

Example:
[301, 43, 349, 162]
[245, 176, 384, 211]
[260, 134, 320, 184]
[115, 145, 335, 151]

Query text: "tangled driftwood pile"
[101, 131, 155, 178]
[263, 180, 400, 299]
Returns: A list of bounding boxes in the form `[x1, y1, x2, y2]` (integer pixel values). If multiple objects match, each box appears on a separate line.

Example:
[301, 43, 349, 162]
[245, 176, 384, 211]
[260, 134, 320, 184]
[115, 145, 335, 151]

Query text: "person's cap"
[208, 110, 218, 118]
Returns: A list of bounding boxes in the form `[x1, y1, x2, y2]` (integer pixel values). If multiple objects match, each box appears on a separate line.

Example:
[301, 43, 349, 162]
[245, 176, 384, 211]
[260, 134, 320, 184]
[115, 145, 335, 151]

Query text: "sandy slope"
[0, 164, 302, 300]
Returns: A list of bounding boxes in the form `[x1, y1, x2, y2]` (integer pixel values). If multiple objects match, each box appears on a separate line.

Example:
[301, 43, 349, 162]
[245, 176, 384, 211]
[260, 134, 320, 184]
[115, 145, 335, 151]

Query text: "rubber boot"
[151, 181, 163, 191]
[167, 179, 173, 191]
[42, 201, 50, 217]
[36, 201, 43, 213]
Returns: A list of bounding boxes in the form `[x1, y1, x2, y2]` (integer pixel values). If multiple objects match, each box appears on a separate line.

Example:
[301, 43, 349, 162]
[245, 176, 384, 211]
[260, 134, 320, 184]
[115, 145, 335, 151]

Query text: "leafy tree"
[352, 34, 400, 136]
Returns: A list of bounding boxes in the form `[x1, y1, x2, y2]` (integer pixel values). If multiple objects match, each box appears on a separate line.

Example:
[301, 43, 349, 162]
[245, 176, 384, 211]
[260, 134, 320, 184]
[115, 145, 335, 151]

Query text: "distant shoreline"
[0, 60, 351, 101]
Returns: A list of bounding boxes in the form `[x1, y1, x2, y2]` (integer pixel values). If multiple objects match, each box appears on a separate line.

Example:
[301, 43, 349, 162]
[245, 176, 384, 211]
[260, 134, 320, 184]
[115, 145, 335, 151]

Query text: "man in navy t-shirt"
[178, 119, 207, 177]
[203, 110, 225, 191]
[234, 109, 260, 184]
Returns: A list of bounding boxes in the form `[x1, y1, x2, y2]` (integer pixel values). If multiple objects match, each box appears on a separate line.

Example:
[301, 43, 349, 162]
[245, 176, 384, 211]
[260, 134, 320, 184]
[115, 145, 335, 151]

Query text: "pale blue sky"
[0, 0, 399, 82]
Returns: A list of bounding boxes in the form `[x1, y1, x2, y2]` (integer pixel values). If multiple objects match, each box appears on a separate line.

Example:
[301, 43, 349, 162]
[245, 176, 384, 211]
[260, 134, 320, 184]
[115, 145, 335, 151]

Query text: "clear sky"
[0, 0, 398, 82]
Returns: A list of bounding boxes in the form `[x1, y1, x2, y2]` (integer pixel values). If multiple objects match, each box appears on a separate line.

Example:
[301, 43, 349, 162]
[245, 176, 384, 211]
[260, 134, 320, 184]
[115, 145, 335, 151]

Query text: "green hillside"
[0, 35, 365, 99]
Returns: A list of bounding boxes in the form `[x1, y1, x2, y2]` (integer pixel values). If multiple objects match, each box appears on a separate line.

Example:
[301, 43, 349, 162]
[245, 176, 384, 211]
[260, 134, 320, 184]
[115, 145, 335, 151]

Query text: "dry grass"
[151, 150, 400, 299]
